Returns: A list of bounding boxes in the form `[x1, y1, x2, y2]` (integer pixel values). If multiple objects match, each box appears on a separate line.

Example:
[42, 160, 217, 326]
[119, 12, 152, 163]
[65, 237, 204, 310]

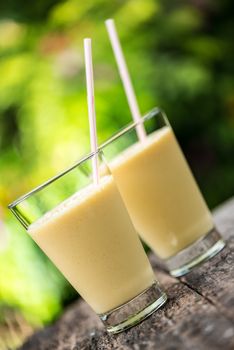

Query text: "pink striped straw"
[84, 38, 99, 185]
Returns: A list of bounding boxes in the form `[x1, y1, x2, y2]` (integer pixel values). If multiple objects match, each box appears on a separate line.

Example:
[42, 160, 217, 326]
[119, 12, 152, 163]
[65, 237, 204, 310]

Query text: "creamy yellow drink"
[28, 175, 155, 314]
[109, 126, 213, 259]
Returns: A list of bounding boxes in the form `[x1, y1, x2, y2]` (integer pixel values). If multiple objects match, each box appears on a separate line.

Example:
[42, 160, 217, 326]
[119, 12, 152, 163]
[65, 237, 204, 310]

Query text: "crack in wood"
[178, 277, 234, 323]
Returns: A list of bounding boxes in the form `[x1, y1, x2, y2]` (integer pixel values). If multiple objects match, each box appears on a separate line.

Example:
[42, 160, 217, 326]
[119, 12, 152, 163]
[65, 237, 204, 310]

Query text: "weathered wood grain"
[19, 198, 234, 350]
[181, 198, 234, 323]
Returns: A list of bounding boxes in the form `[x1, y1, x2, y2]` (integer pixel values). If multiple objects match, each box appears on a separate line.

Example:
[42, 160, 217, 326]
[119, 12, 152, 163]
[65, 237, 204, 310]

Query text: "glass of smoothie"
[8, 150, 167, 334]
[101, 108, 225, 277]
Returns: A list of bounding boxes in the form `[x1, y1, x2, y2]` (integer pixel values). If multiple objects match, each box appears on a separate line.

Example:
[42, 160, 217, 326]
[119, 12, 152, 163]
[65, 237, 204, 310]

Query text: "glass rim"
[8, 149, 101, 210]
[8, 107, 166, 210]
[99, 107, 167, 150]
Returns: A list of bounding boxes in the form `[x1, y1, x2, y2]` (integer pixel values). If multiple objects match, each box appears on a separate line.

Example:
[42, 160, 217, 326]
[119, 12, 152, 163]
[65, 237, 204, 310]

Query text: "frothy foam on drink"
[29, 175, 112, 233]
[111, 126, 170, 167]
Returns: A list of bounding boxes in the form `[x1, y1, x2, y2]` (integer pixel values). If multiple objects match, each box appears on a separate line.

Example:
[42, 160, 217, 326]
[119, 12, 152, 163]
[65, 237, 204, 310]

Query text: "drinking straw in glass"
[101, 108, 225, 277]
[8, 151, 167, 333]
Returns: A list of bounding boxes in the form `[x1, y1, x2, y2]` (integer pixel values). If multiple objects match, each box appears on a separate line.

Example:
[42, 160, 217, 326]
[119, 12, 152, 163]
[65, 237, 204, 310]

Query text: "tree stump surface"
[19, 198, 234, 350]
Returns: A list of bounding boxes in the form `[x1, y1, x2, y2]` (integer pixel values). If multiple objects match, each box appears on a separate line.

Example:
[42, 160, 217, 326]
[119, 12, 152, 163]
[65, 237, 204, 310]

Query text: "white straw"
[105, 19, 146, 142]
[84, 38, 99, 185]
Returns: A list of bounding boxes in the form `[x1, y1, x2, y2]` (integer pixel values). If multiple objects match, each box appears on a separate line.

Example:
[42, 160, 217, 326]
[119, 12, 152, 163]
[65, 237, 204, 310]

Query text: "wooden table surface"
[19, 198, 234, 350]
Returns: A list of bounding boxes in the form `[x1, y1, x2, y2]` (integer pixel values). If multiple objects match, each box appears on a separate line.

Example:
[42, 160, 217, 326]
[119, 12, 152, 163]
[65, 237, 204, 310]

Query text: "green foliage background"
[0, 0, 233, 333]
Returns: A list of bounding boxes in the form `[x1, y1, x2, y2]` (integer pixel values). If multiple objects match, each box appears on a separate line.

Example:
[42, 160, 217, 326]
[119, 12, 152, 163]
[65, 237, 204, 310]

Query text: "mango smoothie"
[108, 126, 214, 259]
[28, 175, 155, 314]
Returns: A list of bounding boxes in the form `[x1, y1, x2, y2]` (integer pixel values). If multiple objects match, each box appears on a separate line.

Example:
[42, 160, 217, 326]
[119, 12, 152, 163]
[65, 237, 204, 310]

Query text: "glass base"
[165, 228, 225, 277]
[98, 281, 167, 334]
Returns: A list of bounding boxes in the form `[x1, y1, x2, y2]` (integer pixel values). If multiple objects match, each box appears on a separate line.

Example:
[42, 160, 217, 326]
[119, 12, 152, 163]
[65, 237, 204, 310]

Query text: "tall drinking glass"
[101, 108, 225, 277]
[8, 151, 167, 334]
